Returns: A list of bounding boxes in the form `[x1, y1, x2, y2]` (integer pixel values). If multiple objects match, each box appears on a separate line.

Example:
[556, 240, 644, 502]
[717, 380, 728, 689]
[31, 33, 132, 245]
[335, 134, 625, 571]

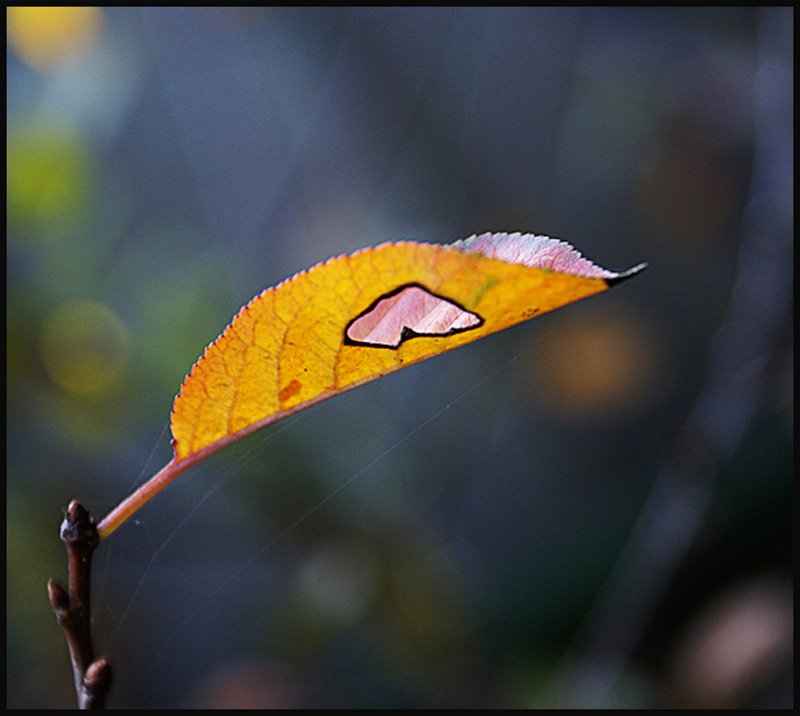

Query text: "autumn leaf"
[171, 232, 644, 459]
[97, 232, 644, 539]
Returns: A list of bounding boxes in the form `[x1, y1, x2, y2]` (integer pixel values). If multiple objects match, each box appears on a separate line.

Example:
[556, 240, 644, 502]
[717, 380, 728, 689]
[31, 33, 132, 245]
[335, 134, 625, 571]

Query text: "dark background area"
[7, 7, 792, 708]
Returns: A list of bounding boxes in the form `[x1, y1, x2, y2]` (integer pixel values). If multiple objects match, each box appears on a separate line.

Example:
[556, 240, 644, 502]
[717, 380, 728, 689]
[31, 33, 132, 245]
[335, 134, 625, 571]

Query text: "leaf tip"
[605, 262, 649, 287]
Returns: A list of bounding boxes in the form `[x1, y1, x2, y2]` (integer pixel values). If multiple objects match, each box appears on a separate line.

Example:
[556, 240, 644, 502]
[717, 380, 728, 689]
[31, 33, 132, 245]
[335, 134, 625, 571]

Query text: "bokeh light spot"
[39, 299, 130, 396]
[7, 6, 103, 72]
[7, 125, 94, 240]
[522, 309, 660, 421]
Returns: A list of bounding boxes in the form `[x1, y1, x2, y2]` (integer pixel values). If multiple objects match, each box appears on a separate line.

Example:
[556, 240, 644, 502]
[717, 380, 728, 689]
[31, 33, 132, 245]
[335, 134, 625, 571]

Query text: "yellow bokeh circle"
[7, 6, 103, 72]
[40, 299, 130, 396]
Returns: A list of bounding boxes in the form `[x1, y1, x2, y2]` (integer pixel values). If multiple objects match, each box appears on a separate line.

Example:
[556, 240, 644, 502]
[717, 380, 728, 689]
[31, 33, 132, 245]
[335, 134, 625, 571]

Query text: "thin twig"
[49, 500, 112, 709]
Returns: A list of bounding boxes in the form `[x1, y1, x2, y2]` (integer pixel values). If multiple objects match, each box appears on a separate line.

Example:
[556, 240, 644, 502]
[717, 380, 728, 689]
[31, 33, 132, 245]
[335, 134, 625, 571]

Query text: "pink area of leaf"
[346, 284, 482, 348]
[452, 232, 623, 280]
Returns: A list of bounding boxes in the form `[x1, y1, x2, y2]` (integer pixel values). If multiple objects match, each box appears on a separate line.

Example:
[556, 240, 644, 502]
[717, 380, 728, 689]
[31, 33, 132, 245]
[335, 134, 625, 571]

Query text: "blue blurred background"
[7, 7, 793, 708]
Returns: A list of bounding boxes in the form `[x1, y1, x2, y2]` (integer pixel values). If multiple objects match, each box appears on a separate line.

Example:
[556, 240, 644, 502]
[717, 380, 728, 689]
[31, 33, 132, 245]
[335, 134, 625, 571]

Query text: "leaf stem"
[95, 457, 191, 541]
[96, 423, 290, 541]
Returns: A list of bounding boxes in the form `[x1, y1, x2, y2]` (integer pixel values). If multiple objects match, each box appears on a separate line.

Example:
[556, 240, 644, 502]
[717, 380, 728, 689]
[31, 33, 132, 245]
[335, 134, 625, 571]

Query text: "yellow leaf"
[170, 233, 645, 462]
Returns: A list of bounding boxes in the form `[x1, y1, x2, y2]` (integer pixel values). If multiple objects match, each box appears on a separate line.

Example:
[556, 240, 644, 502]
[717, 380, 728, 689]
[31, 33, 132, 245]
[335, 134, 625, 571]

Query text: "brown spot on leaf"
[279, 379, 302, 403]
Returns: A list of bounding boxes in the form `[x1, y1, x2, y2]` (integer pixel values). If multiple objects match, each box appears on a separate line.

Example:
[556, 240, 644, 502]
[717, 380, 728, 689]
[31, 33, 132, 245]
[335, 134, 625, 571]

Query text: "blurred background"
[6, 7, 793, 709]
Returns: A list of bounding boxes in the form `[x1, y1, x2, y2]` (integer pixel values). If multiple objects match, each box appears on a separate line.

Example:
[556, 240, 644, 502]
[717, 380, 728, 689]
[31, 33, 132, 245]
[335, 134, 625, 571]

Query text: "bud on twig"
[47, 579, 70, 621]
[84, 658, 113, 694]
